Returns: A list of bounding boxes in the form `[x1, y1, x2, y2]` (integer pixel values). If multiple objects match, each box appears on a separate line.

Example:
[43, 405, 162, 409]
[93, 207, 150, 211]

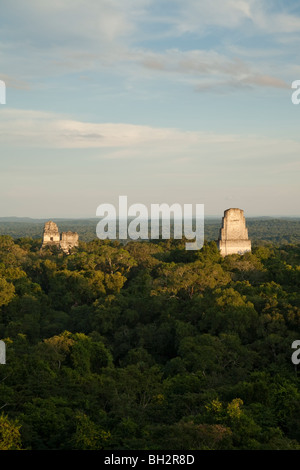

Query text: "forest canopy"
[0, 229, 299, 450]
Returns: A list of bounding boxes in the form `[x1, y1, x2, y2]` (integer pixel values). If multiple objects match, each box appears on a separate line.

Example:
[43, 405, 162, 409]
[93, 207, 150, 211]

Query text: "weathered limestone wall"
[218, 208, 251, 256]
[42, 221, 60, 247]
[60, 231, 79, 253]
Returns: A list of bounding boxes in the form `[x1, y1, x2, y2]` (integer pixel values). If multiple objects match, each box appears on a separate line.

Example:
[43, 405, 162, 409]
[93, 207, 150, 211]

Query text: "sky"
[0, 0, 300, 218]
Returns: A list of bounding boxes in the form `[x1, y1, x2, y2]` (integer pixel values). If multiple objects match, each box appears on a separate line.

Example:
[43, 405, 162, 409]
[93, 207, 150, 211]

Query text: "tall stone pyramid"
[218, 208, 251, 256]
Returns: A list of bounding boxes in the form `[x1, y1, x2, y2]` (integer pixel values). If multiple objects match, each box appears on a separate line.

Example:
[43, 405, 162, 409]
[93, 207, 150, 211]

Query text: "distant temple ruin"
[42, 221, 79, 254]
[218, 208, 251, 256]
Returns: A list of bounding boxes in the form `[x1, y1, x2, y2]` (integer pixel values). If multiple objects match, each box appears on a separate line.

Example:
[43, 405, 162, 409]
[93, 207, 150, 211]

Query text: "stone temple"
[42, 221, 79, 254]
[218, 208, 251, 257]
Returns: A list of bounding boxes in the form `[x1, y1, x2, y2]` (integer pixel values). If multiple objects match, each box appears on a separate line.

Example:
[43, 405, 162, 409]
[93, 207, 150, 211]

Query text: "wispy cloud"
[0, 108, 238, 149]
[0, 0, 141, 45]
[172, 0, 300, 35]
[0, 74, 30, 90]
[0, 0, 297, 91]
[1, 109, 299, 174]
[134, 48, 288, 91]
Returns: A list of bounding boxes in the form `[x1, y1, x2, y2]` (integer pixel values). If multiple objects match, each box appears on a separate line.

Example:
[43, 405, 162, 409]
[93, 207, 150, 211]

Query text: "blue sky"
[0, 0, 299, 218]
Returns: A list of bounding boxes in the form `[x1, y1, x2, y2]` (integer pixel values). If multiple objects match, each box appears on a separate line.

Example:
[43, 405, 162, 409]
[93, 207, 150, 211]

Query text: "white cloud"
[0, 108, 238, 149]
[173, 0, 255, 33]
[173, 0, 300, 35]
[0, 107, 299, 218]
[0, 0, 296, 92]
[0, 0, 144, 79]
[1, 109, 299, 179]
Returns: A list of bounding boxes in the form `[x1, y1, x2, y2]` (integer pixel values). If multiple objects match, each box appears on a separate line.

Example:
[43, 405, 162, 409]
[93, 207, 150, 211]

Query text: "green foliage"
[0, 277, 15, 307]
[0, 234, 299, 450]
[73, 412, 111, 450]
[0, 413, 22, 450]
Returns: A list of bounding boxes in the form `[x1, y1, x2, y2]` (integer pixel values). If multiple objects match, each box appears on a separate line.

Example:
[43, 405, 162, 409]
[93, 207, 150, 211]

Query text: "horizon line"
[1, 215, 300, 220]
